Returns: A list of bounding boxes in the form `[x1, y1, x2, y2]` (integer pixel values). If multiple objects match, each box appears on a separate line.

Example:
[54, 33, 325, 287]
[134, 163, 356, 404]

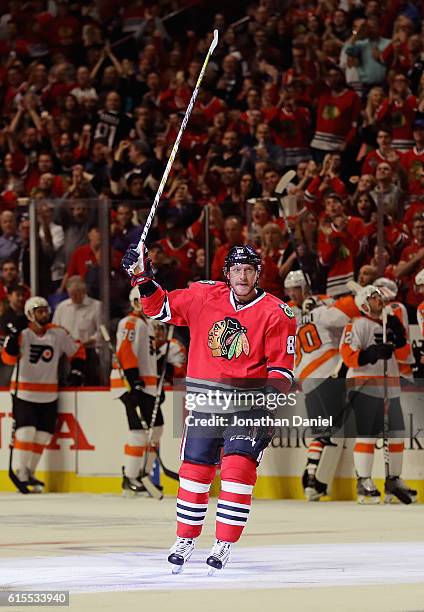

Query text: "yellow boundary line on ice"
[1, 472, 423, 501]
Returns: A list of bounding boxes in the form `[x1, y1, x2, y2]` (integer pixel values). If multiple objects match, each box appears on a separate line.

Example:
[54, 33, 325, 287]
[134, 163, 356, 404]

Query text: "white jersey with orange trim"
[388, 301, 414, 380]
[417, 301, 424, 338]
[157, 337, 187, 379]
[110, 312, 157, 399]
[340, 315, 401, 398]
[295, 304, 348, 393]
[2, 324, 83, 403]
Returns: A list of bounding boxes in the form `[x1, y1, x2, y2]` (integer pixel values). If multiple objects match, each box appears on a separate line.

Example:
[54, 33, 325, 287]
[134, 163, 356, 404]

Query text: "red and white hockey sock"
[306, 439, 324, 475]
[354, 438, 376, 478]
[27, 431, 51, 474]
[216, 455, 257, 543]
[124, 430, 146, 479]
[388, 439, 404, 477]
[13, 426, 36, 481]
[177, 461, 216, 539]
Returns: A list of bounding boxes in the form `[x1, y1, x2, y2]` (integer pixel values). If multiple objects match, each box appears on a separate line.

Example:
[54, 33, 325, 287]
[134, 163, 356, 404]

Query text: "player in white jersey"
[374, 277, 414, 382]
[111, 287, 161, 495]
[340, 286, 416, 503]
[111, 289, 187, 496]
[284, 271, 348, 500]
[415, 270, 424, 337]
[2, 297, 85, 493]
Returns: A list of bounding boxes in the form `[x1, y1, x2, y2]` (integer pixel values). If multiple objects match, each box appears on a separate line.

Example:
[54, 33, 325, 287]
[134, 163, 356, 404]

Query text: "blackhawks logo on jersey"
[207, 317, 250, 359]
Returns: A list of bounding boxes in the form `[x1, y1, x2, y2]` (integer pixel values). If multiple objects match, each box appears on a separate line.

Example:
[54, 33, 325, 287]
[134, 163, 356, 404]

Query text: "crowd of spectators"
[0, 0, 423, 383]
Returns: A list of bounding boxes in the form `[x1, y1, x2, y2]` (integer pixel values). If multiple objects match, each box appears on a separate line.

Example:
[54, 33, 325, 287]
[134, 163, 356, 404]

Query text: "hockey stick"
[382, 308, 411, 504]
[100, 325, 178, 488]
[275, 170, 312, 293]
[128, 30, 219, 273]
[140, 325, 174, 498]
[8, 345, 29, 494]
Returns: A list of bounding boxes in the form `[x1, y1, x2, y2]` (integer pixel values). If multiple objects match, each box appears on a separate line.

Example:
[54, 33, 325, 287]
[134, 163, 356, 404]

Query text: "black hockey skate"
[302, 470, 327, 501]
[206, 539, 232, 575]
[168, 537, 196, 574]
[384, 477, 417, 505]
[357, 477, 381, 504]
[121, 467, 147, 497]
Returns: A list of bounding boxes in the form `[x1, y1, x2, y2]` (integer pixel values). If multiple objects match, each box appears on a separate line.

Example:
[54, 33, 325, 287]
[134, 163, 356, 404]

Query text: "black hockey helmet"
[223, 245, 262, 284]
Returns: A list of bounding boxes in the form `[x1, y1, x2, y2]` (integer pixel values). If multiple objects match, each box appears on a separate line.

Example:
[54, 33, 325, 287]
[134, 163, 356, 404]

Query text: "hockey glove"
[358, 343, 394, 366]
[124, 367, 145, 392]
[374, 315, 406, 349]
[121, 243, 156, 295]
[68, 357, 85, 386]
[68, 369, 84, 386]
[386, 315, 407, 348]
[4, 322, 24, 356]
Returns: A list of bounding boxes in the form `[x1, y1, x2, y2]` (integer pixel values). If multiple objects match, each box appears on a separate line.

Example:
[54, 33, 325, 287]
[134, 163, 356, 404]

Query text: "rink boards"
[0, 389, 424, 499]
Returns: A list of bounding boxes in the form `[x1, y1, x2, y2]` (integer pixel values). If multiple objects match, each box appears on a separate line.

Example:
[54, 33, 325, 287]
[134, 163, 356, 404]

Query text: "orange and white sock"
[354, 438, 376, 478]
[124, 430, 146, 479]
[388, 439, 404, 477]
[27, 431, 51, 475]
[13, 426, 36, 481]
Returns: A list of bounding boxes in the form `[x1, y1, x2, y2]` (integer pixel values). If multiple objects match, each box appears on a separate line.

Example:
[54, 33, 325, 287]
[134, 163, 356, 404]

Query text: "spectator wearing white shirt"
[37, 198, 65, 292]
[53, 276, 101, 384]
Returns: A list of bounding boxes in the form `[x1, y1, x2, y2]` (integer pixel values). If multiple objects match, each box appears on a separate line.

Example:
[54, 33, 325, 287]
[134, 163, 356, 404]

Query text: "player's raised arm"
[122, 243, 198, 326]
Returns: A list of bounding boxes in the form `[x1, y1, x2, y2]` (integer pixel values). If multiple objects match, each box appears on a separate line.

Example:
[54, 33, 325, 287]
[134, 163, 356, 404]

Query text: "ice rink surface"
[1, 493, 424, 612]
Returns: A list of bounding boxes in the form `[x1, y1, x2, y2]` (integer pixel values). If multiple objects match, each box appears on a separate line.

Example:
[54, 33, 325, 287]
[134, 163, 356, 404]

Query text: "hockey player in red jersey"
[122, 243, 296, 573]
[2, 297, 85, 493]
[340, 286, 417, 504]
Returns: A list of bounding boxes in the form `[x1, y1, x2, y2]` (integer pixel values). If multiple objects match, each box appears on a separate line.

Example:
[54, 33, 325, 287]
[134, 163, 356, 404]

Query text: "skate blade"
[305, 488, 323, 502]
[121, 489, 145, 498]
[171, 564, 183, 574]
[357, 495, 380, 505]
[384, 493, 415, 505]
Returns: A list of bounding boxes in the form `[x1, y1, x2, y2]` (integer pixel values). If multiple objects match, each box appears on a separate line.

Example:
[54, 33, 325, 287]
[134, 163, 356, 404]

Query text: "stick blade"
[211, 29, 219, 52]
[141, 474, 164, 500]
[275, 170, 296, 196]
[99, 324, 110, 343]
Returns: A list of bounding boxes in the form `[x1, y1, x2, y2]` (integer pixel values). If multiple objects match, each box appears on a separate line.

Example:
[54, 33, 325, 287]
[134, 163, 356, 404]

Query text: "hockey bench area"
[1, 389, 424, 612]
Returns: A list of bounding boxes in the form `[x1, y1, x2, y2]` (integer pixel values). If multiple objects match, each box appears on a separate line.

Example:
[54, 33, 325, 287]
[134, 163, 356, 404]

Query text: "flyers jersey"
[295, 305, 348, 393]
[2, 323, 84, 403]
[340, 315, 401, 398]
[110, 312, 157, 399]
[387, 301, 414, 380]
[417, 301, 424, 338]
[141, 281, 296, 410]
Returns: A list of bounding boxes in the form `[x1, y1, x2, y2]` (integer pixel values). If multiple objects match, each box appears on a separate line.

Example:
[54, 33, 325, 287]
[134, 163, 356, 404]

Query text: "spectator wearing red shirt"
[361, 129, 401, 175]
[24, 152, 64, 196]
[311, 66, 361, 160]
[0, 258, 30, 301]
[396, 213, 424, 319]
[401, 119, 424, 217]
[211, 216, 244, 281]
[304, 153, 348, 211]
[258, 223, 286, 299]
[318, 194, 366, 296]
[376, 73, 417, 151]
[62, 224, 121, 291]
[157, 213, 197, 272]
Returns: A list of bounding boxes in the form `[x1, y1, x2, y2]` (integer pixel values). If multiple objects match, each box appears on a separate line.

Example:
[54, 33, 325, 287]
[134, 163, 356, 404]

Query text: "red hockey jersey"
[141, 281, 296, 411]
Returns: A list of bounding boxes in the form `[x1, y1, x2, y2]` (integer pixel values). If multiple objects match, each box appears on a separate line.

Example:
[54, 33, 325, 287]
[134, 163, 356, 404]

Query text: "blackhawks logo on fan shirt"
[207, 317, 250, 359]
